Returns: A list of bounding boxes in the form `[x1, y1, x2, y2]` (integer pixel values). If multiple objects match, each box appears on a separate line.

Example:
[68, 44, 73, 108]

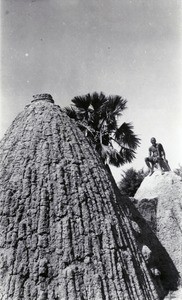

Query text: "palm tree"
[64, 92, 140, 167]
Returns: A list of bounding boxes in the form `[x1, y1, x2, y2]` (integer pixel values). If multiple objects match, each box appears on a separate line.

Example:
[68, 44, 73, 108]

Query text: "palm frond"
[106, 119, 117, 132]
[77, 121, 95, 137]
[100, 145, 125, 167]
[71, 94, 92, 110]
[120, 147, 136, 163]
[109, 148, 125, 167]
[91, 92, 107, 110]
[104, 95, 127, 117]
[63, 107, 78, 120]
[115, 122, 140, 149]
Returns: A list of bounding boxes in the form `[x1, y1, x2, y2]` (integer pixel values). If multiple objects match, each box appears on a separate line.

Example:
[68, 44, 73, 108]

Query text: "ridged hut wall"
[0, 95, 178, 300]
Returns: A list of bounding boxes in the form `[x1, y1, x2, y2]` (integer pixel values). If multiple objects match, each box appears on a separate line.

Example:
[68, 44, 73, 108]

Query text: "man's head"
[150, 137, 156, 145]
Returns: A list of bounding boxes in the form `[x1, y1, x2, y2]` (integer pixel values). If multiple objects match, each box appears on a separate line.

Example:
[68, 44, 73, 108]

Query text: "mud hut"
[0, 94, 179, 299]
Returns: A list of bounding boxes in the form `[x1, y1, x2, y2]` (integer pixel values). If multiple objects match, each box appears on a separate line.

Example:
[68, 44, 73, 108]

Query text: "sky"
[0, 0, 182, 182]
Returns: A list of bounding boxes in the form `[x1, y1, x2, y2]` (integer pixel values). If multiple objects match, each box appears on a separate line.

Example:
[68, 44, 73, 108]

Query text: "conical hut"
[0, 94, 179, 300]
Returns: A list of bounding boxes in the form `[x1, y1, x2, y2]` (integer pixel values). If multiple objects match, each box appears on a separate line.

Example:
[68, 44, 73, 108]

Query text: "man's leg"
[157, 158, 164, 174]
[150, 163, 154, 175]
[145, 157, 154, 175]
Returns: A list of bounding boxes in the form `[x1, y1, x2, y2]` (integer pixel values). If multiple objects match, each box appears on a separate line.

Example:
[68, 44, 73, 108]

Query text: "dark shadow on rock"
[135, 198, 158, 233]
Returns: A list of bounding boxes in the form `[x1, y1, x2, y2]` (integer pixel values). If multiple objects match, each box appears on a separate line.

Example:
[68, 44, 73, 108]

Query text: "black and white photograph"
[0, 1, 181, 299]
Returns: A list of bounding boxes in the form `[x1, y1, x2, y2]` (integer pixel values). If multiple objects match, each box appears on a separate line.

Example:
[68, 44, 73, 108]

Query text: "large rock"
[134, 171, 182, 281]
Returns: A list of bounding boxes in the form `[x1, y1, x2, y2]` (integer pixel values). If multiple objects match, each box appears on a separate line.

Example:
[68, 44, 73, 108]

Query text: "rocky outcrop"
[0, 95, 179, 299]
[134, 171, 182, 282]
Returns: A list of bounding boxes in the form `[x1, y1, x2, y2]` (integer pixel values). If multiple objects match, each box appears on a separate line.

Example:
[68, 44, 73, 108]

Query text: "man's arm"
[159, 144, 166, 159]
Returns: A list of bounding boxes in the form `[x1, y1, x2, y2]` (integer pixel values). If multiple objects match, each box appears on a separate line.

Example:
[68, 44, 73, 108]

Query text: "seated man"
[145, 137, 167, 175]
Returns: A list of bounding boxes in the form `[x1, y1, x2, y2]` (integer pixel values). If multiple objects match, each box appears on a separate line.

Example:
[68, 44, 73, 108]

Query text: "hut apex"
[31, 93, 54, 103]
